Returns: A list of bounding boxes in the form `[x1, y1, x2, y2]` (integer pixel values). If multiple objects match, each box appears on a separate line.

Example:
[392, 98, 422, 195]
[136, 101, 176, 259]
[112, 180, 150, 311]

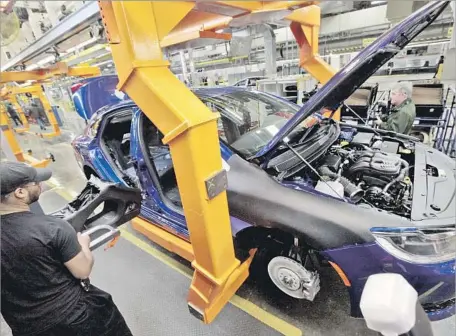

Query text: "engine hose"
[318, 166, 365, 203]
[383, 159, 410, 193]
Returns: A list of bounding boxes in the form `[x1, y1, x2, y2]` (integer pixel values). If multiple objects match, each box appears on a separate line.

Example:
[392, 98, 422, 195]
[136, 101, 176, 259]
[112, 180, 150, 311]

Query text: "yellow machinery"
[5, 85, 61, 138]
[0, 62, 100, 138]
[98, 0, 335, 324]
[0, 63, 100, 166]
[0, 102, 53, 167]
[0, 90, 29, 133]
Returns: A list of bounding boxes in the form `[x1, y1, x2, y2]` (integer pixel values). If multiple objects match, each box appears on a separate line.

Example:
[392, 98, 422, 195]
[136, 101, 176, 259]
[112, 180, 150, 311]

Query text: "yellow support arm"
[0, 62, 101, 84]
[286, 5, 340, 119]
[99, 1, 250, 323]
[98, 0, 336, 323]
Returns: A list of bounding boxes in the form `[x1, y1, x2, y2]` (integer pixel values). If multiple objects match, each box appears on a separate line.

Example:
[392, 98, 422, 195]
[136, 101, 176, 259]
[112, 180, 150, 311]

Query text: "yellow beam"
[99, 0, 247, 323]
[3, 85, 61, 137]
[0, 103, 52, 167]
[286, 5, 339, 119]
[0, 62, 100, 84]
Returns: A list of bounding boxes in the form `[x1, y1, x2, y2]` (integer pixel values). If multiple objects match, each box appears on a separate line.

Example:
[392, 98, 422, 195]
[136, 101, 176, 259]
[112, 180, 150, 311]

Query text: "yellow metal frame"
[0, 63, 100, 138]
[0, 103, 52, 167]
[0, 87, 30, 133]
[6, 85, 61, 138]
[0, 62, 100, 84]
[99, 0, 336, 323]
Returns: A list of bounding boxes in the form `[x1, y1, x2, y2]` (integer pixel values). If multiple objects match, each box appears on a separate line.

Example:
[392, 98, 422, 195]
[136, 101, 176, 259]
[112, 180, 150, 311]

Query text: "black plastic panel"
[50, 177, 142, 232]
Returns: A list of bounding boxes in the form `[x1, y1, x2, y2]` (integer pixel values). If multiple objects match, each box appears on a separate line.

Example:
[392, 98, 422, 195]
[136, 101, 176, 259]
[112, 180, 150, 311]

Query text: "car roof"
[193, 86, 247, 97]
[91, 86, 248, 120]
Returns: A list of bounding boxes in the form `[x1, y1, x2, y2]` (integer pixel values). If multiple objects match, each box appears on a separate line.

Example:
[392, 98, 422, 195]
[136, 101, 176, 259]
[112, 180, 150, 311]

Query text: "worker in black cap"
[0, 161, 132, 336]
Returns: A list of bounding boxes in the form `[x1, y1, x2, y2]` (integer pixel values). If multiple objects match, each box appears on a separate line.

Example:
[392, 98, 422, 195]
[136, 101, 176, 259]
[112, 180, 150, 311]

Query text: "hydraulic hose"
[318, 166, 364, 203]
[383, 159, 410, 193]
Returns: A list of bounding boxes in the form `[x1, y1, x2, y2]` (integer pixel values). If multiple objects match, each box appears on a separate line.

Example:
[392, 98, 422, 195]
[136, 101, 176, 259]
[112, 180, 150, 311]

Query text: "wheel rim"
[267, 256, 312, 299]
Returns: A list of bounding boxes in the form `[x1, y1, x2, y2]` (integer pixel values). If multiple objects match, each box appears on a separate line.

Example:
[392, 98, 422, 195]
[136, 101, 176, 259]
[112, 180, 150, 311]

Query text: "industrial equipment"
[97, 0, 340, 323]
[80, 0, 454, 325]
[0, 101, 54, 167]
[0, 62, 100, 137]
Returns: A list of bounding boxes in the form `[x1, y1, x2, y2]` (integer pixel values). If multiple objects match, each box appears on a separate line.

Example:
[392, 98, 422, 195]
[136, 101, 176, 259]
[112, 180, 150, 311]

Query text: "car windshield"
[200, 91, 300, 157]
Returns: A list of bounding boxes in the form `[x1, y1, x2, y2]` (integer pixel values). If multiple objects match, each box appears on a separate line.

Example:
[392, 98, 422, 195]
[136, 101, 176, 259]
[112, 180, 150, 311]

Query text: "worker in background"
[6, 103, 23, 127]
[375, 81, 416, 135]
[1, 161, 132, 336]
[29, 101, 46, 130]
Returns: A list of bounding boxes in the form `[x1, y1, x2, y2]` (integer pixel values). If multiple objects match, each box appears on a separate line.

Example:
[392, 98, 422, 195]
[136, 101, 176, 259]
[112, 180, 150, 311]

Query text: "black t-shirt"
[1, 212, 83, 336]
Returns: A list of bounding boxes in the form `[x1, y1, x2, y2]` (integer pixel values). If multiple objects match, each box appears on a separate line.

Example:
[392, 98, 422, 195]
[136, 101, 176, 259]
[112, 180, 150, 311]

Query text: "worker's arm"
[65, 233, 94, 279]
[378, 111, 409, 134]
[52, 219, 94, 279]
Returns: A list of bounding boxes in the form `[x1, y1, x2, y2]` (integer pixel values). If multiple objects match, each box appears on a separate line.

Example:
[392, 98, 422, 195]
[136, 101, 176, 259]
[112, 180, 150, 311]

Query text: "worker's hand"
[77, 232, 91, 249]
[374, 117, 383, 126]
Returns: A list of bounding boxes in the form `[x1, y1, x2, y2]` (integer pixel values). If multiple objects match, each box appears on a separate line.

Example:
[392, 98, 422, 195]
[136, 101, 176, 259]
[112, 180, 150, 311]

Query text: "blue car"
[71, 1, 454, 321]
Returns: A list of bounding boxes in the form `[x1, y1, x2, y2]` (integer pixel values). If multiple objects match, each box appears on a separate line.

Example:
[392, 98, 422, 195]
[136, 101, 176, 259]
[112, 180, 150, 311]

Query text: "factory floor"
[1, 131, 455, 336]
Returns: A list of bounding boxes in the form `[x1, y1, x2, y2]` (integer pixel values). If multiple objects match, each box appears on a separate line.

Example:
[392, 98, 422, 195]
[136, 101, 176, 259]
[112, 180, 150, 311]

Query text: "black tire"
[249, 239, 289, 295]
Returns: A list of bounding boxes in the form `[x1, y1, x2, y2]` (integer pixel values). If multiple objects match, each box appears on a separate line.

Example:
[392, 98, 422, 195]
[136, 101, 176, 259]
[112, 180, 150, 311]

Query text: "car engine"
[316, 146, 413, 217]
[270, 122, 415, 218]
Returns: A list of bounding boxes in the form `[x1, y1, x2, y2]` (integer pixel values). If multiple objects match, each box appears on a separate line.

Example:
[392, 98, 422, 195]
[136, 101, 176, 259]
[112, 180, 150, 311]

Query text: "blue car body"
[72, 1, 454, 321]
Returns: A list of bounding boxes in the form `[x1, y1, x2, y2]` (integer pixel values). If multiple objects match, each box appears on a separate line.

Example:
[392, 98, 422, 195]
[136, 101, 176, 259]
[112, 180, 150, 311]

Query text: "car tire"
[249, 239, 290, 295]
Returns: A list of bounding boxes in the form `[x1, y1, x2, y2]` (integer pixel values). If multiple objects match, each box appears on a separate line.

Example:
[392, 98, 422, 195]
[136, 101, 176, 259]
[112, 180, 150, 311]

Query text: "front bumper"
[322, 242, 456, 321]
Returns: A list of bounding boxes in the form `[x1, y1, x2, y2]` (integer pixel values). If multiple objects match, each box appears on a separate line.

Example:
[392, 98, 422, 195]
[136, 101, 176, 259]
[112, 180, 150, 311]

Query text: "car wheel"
[250, 239, 321, 301]
[267, 256, 320, 300]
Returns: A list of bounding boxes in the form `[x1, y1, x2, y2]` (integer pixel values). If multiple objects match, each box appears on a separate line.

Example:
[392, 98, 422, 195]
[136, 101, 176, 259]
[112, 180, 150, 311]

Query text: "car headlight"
[371, 227, 456, 264]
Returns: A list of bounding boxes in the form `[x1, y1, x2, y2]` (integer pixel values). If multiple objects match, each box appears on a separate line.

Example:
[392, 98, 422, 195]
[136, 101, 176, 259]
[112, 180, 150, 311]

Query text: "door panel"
[129, 109, 189, 238]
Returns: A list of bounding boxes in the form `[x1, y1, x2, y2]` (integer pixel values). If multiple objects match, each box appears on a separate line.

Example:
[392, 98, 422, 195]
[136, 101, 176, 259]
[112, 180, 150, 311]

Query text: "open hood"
[255, 1, 449, 158]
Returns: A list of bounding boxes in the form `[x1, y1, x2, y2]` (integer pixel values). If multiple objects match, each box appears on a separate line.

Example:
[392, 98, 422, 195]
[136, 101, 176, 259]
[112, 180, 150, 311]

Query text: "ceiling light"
[371, 1, 387, 4]
[25, 64, 39, 71]
[64, 37, 98, 54]
[37, 55, 55, 66]
[93, 59, 113, 67]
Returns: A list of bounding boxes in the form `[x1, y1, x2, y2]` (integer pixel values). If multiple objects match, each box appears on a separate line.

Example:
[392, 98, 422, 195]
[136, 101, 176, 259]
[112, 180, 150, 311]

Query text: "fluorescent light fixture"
[93, 52, 111, 60]
[37, 55, 55, 66]
[25, 64, 39, 71]
[371, 1, 386, 4]
[93, 59, 113, 67]
[65, 37, 98, 54]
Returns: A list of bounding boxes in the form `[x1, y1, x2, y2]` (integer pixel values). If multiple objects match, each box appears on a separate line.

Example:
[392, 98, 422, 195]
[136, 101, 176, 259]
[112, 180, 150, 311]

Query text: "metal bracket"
[205, 169, 227, 200]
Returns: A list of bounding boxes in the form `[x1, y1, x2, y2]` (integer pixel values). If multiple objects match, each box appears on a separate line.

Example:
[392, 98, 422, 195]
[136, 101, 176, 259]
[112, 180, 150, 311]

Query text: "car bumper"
[322, 242, 455, 322]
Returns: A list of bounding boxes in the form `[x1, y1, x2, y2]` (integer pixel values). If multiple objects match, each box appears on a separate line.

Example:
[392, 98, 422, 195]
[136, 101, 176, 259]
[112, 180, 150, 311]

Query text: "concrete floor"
[1, 130, 455, 336]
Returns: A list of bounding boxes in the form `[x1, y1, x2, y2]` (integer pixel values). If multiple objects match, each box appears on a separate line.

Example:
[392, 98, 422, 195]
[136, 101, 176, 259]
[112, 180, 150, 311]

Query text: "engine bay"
[267, 121, 416, 219]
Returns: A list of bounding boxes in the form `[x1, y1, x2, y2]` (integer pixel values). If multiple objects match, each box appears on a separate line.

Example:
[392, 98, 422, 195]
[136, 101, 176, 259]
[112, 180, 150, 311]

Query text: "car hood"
[254, 0, 449, 158]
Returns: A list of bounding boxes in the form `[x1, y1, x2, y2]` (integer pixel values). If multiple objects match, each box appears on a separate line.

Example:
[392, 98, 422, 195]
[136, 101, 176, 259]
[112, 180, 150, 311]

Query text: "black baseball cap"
[1, 161, 52, 195]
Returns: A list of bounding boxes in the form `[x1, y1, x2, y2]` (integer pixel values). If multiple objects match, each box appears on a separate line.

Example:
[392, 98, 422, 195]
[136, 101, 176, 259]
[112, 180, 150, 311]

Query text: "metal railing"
[433, 87, 456, 157]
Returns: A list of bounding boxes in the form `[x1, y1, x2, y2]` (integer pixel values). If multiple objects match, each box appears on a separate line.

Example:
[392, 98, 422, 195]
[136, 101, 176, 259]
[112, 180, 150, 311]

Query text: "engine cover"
[348, 151, 402, 178]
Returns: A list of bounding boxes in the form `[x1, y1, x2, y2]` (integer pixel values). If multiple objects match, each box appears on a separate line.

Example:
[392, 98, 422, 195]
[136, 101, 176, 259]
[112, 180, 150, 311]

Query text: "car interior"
[142, 117, 182, 207]
[101, 110, 182, 207]
[101, 111, 133, 172]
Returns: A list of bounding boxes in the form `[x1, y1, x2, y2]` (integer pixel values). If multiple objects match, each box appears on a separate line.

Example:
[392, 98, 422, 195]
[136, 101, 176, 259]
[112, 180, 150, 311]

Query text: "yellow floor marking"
[45, 181, 302, 336]
[120, 229, 302, 336]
